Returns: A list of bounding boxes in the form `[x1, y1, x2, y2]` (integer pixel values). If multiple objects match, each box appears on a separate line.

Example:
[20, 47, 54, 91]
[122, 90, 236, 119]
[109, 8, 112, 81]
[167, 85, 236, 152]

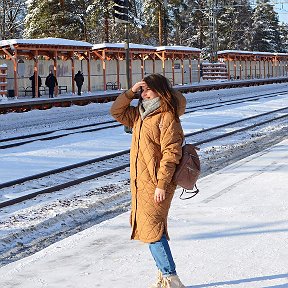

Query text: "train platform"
[1, 77, 288, 115]
[0, 139, 287, 288]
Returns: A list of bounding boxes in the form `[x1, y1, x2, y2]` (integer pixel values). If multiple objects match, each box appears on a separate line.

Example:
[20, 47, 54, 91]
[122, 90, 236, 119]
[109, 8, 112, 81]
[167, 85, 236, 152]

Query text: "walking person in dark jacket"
[74, 70, 84, 95]
[45, 71, 58, 98]
[29, 72, 42, 98]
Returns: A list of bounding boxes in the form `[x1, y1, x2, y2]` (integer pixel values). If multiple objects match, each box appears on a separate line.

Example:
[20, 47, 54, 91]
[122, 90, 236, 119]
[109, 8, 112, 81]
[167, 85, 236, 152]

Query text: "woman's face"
[141, 85, 158, 100]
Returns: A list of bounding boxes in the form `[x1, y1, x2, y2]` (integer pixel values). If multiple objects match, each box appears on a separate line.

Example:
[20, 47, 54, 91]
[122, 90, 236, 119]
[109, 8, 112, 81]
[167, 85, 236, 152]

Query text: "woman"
[110, 74, 186, 288]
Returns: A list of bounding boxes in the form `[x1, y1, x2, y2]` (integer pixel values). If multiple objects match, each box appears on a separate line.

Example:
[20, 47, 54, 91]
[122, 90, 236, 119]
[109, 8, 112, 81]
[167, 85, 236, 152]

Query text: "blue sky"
[274, 3, 288, 24]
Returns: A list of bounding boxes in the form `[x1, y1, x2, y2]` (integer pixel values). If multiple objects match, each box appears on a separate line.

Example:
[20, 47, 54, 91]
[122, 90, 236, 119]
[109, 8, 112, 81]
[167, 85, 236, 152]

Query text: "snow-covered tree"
[250, 0, 282, 52]
[24, 0, 92, 40]
[0, 0, 26, 39]
[169, 0, 208, 49]
[217, 0, 253, 50]
[279, 23, 288, 52]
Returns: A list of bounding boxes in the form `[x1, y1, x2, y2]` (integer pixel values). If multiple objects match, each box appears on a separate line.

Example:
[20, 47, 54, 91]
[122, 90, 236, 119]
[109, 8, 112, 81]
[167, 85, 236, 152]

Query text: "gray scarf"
[139, 97, 161, 120]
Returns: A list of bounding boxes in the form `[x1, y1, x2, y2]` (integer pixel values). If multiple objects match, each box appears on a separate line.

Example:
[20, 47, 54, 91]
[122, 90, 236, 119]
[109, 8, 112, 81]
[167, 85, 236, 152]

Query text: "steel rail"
[0, 120, 116, 143]
[1, 77, 288, 114]
[185, 90, 288, 113]
[0, 123, 122, 149]
[1, 90, 287, 149]
[0, 108, 287, 209]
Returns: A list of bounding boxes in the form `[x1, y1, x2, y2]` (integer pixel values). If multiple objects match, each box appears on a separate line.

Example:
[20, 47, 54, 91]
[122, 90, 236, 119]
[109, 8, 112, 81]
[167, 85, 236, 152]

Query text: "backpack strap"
[179, 185, 200, 200]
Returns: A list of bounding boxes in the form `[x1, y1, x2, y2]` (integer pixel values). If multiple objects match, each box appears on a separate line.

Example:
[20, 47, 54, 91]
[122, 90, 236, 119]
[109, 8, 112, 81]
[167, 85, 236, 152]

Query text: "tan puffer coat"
[110, 89, 186, 243]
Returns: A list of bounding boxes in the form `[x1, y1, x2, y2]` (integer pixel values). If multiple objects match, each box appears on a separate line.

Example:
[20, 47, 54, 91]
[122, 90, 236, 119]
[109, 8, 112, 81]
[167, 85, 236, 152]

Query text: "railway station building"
[0, 38, 201, 98]
[1, 38, 288, 99]
[218, 50, 288, 80]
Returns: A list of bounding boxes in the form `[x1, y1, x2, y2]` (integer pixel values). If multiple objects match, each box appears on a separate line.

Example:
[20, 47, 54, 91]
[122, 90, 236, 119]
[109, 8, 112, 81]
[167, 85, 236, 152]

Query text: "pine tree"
[250, 0, 282, 52]
[141, 0, 161, 45]
[169, 0, 208, 49]
[24, 0, 92, 40]
[217, 0, 253, 50]
[0, 0, 26, 39]
[279, 23, 288, 52]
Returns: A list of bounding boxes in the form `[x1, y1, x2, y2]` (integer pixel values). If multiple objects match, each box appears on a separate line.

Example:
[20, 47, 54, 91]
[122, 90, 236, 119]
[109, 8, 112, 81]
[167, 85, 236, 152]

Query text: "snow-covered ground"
[1, 82, 288, 183]
[0, 83, 288, 280]
[0, 139, 287, 288]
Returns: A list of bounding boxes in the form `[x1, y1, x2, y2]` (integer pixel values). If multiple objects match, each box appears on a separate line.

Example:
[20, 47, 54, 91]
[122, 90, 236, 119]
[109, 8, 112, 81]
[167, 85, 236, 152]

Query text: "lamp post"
[208, 0, 218, 63]
[113, 0, 131, 89]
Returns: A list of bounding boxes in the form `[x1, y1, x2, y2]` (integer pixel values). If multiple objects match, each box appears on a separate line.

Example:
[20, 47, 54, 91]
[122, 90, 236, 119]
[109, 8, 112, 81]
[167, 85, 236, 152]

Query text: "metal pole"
[124, 21, 132, 133]
[208, 0, 217, 63]
[163, 0, 168, 46]
[124, 23, 130, 89]
[1, 0, 6, 40]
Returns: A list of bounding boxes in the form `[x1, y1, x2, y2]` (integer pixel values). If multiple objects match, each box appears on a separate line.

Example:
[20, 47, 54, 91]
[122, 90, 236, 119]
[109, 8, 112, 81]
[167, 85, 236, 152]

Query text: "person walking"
[110, 74, 186, 288]
[45, 71, 58, 98]
[29, 72, 42, 98]
[74, 70, 84, 95]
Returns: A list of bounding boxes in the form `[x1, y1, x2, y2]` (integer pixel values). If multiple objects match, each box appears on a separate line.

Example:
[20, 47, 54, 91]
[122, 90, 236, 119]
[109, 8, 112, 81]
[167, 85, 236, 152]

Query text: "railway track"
[1, 106, 287, 209]
[1, 77, 288, 114]
[1, 90, 287, 149]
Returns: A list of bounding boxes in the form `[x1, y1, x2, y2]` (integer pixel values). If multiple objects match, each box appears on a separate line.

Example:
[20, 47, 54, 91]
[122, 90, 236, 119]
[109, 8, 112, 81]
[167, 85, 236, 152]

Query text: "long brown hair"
[143, 74, 179, 118]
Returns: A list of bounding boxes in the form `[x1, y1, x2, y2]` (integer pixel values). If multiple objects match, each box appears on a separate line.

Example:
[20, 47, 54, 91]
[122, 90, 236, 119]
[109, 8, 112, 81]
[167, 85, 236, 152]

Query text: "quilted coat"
[110, 89, 186, 243]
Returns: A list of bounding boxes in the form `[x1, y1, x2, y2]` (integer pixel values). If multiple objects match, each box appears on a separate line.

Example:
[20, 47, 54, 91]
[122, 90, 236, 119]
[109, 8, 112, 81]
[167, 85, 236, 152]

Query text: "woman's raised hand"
[131, 81, 146, 93]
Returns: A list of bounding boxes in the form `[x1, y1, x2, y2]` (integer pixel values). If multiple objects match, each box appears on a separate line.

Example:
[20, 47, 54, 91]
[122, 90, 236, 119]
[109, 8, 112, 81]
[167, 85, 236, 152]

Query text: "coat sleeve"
[110, 89, 139, 127]
[157, 114, 184, 190]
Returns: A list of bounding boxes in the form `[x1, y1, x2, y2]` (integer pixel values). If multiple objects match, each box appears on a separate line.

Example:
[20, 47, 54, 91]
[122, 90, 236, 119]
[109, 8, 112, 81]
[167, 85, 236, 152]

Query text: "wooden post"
[14, 51, 18, 98]
[141, 54, 145, 79]
[34, 50, 39, 98]
[116, 56, 120, 89]
[103, 50, 106, 90]
[71, 54, 75, 94]
[87, 52, 91, 92]
[244, 58, 247, 79]
[197, 56, 200, 82]
[162, 51, 165, 76]
[189, 58, 192, 84]
[172, 56, 175, 85]
[181, 57, 184, 85]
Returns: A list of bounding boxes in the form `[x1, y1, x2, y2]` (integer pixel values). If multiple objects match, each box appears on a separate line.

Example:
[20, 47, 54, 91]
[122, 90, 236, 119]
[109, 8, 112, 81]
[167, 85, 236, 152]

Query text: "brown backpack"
[173, 143, 201, 199]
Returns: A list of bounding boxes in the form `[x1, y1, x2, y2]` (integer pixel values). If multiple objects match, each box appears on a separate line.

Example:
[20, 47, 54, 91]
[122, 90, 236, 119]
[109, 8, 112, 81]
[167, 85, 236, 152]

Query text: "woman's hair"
[143, 74, 179, 118]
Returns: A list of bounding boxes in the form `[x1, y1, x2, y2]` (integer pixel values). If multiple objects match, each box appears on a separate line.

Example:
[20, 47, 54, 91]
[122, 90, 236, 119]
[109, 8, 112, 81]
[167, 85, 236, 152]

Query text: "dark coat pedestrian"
[74, 71, 84, 95]
[29, 73, 42, 98]
[45, 71, 58, 98]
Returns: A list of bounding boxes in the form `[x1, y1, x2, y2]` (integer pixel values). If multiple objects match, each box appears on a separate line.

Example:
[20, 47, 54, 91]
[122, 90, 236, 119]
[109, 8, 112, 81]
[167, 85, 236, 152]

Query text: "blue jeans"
[149, 235, 176, 276]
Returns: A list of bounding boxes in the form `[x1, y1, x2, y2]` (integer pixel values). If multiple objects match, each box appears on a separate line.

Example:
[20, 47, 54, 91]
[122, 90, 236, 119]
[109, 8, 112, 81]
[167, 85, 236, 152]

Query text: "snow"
[92, 43, 156, 50]
[157, 45, 201, 52]
[0, 38, 93, 48]
[91, 43, 201, 52]
[1, 84, 288, 183]
[0, 139, 287, 288]
[218, 50, 288, 57]
[0, 82, 287, 287]
[0, 39, 201, 52]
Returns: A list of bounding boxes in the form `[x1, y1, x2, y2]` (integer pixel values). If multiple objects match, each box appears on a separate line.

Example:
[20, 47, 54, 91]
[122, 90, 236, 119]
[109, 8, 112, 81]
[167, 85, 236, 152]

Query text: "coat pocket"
[152, 158, 160, 185]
